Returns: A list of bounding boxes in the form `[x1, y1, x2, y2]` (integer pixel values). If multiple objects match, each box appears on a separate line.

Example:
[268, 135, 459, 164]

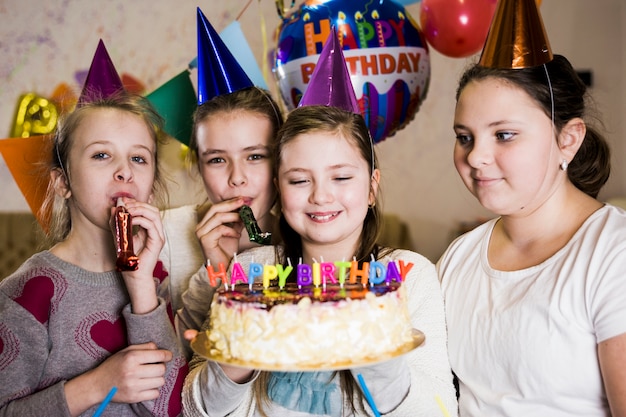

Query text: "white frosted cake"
[200, 280, 416, 369]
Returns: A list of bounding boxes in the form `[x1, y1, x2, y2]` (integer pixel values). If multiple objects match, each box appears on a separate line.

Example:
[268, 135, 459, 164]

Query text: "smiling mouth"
[308, 212, 339, 221]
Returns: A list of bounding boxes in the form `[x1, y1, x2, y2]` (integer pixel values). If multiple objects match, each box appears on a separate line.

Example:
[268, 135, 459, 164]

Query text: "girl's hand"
[195, 198, 246, 267]
[65, 342, 172, 415]
[112, 199, 165, 314]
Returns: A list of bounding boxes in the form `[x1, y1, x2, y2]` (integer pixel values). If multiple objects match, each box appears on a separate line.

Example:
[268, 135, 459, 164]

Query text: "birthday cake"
[196, 258, 419, 369]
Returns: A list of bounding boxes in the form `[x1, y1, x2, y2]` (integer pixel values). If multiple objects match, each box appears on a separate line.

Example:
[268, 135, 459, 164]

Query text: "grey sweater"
[0, 251, 187, 416]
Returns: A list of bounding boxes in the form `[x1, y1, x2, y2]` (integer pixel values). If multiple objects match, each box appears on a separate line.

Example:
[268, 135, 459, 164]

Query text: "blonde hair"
[41, 92, 168, 245]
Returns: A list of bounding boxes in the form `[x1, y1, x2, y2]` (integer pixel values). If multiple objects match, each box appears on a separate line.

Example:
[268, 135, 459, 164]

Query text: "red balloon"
[419, 0, 497, 58]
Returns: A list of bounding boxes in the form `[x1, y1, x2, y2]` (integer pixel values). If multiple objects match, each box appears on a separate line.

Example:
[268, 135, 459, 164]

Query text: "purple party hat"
[298, 26, 359, 114]
[77, 40, 125, 106]
[196, 7, 254, 105]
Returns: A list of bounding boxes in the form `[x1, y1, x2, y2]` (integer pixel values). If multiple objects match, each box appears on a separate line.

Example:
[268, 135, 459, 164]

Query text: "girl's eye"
[207, 157, 225, 164]
[496, 131, 515, 142]
[131, 155, 148, 164]
[248, 153, 267, 161]
[92, 152, 109, 160]
[455, 133, 472, 146]
[288, 178, 309, 185]
[334, 176, 352, 182]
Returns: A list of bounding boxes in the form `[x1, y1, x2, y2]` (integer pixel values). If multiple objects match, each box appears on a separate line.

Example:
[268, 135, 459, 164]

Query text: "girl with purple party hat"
[182, 28, 457, 417]
[0, 40, 186, 416]
[438, 0, 626, 415]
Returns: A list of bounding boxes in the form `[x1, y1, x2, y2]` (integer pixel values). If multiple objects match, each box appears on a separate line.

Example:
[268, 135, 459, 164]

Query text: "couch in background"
[0, 212, 47, 279]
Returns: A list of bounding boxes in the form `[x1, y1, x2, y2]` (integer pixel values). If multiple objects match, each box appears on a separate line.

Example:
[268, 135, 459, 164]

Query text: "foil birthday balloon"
[10, 93, 58, 138]
[274, 0, 430, 144]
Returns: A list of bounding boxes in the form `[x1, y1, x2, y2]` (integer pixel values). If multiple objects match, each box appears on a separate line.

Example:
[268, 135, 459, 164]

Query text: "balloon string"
[259, 0, 270, 86]
[236, 0, 254, 21]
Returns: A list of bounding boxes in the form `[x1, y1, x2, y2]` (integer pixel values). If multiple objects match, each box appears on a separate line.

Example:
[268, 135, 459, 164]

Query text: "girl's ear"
[50, 168, 71, 199]
[369, 168, 381, 205]
[559, 117, 586, 162]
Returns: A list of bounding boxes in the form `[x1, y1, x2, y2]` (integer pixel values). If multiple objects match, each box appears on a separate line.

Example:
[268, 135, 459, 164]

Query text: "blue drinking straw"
[92, 386, 117, 417]
[357, 374, 381, 417]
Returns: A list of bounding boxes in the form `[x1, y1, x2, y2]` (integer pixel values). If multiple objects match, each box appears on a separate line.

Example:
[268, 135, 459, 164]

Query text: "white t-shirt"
[438, 204, 626, 416]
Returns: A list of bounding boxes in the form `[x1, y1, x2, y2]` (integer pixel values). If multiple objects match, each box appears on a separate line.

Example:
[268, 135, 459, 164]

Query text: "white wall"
[1, 0, 624, 261]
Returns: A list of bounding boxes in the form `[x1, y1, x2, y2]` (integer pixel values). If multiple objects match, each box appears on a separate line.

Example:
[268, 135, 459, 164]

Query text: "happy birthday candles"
[206, 257, 414, 289]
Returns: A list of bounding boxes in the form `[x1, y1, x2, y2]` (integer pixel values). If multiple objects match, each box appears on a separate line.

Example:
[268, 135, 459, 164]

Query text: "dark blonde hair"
[456, 54, 611, 198]
[41, 92, 167, 244]
[187, 87, 284, 166]
[254, 105, 389, 415]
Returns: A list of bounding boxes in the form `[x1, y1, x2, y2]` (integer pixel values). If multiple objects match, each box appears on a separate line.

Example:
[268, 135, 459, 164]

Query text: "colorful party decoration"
[196, 7, 254, 105]
[479, 0, 553, 69]
[274, 0, 431, 144]
[50, 82, 78, 116]
[146, 70, 197, 145]
[0, 135, 53, 231]
[10, 93, 58, 138]
[419, 0, 497, 58]
[298, 27, 360, 114]
[220, 21, 269, 89]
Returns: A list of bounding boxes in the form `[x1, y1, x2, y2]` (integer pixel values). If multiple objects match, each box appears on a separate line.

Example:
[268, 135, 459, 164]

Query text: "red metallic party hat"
[479, 0, 553, 69]
[298, 27, 359, 114]
[77, 39, 125, 106]
[196, 7, 254, 105]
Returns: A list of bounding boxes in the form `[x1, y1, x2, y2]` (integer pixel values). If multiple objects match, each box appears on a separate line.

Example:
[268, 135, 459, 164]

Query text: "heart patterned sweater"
[0, 251, 187, 416]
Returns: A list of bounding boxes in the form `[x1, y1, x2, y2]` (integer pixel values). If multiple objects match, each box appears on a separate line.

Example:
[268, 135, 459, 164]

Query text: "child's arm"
[113, 200, 188, 415]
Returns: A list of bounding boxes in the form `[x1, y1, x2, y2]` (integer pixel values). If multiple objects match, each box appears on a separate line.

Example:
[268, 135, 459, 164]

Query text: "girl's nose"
[229, 163, 247, 187]
[466, 140, 494, 168]
[309, 182, 333, 205]
[115, 161, 133, 182]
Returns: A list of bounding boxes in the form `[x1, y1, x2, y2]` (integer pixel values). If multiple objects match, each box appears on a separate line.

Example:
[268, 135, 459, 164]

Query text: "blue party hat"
[196, 7, 254, 105]
[298, 26, 359, 114]
[77, 40, 125, 106]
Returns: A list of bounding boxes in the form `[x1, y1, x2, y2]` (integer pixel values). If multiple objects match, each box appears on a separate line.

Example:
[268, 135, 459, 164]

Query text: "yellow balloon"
[11, 93, 58, 138]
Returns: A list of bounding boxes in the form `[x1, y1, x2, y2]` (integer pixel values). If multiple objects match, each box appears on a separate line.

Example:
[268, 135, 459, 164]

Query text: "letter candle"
[368, 261, 387, 285]
[335, 260, 350, 288]
[320, 262, 336, 290]
[206, 261, 227, 288]
[349, 258, 370, 287]
[249, 263, 263, 289]
[297, 263, 312, 287]
[230, 262, 248, 287]
[114, 198, 139, 271]
[263, 264, 278, 289]
[277, 263, 293, 289]
[312, 258, 321, 287]
[385, 258, 402, 284]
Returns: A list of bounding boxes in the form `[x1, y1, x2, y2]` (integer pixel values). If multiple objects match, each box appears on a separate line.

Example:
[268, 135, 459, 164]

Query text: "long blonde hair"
[41, 92, 168, 245]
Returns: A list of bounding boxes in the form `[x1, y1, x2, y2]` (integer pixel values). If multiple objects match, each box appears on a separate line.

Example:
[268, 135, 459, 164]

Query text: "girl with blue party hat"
[160, 8, 284, 360]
